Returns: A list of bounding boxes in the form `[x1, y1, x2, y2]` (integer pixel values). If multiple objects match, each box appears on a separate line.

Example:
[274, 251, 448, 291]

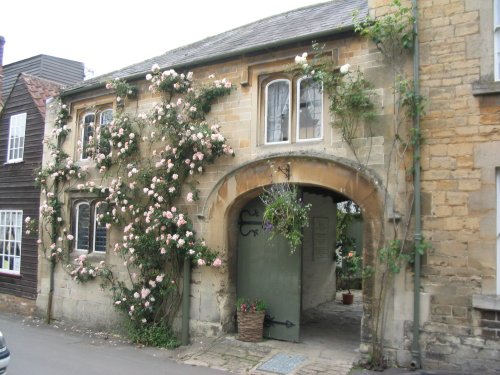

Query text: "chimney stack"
[0, 36, 5, 107]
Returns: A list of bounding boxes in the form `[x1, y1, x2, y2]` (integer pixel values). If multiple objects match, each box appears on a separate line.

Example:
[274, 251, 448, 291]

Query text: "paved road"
[0, 313, 224, 375]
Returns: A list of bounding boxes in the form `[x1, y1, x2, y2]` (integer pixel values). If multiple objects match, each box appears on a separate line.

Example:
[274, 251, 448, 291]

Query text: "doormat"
[257, 353, 306, 374]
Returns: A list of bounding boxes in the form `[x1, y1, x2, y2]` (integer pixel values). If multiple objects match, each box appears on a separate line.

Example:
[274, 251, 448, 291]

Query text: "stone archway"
[201, 152, 384, 340]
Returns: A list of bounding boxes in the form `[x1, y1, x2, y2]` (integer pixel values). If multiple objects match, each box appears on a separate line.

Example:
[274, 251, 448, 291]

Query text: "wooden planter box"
[237, 310, 265, 342]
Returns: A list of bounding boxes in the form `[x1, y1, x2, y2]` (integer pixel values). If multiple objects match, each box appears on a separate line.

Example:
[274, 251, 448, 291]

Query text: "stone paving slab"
[176, 334, 356, 375]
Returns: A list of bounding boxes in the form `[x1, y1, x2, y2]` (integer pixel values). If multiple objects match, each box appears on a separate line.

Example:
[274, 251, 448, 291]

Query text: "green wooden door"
[237, 198, 301, 342]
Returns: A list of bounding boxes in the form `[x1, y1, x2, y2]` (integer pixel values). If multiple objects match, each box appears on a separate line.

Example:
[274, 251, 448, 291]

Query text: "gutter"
[60, 25, 356, 99]
[411, 0, 422, 369]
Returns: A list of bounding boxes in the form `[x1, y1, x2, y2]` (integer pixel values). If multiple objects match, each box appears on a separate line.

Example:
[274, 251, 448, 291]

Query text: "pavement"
[2, 290, 472, 375]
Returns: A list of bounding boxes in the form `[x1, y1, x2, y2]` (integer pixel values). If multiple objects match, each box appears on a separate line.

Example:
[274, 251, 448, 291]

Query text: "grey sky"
[2, 0, 325, 78]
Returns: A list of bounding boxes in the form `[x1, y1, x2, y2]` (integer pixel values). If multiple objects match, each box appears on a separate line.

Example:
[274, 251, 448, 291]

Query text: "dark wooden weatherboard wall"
[2, 55, 84, 101]
[0, 78, 45, 299]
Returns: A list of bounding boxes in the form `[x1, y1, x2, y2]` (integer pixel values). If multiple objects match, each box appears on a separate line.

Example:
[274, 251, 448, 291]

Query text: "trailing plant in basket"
[260, 183, 311, 253]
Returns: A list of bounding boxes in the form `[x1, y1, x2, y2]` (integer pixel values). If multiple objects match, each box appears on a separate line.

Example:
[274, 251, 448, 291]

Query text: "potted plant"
[235, 298, 267, 342]
[260, 183, 312, 253]
[340, 251, 361, 304]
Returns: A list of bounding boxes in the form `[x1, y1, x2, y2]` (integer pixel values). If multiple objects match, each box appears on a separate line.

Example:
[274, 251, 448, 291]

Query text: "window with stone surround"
[74, 200, 107, 253]
[79, 107, 113, 160]
[262, 75, 323, 145]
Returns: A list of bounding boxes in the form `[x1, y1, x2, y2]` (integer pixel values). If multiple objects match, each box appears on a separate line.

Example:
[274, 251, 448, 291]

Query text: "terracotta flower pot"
[342, 292, 354, 305]
[237, 310, 265, 342]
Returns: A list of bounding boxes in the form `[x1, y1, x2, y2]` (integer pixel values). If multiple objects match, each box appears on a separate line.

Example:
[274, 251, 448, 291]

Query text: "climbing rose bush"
[37, 65, 235, 342]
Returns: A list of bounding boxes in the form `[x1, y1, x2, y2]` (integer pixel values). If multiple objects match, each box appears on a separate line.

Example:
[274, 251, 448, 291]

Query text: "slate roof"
[20, 73, 63, 120]
[2, 54, 84, 101]
[64, 0, 367, 95]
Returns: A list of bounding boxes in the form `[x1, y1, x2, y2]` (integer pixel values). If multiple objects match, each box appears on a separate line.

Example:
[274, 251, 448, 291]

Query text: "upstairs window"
[265, 80, 291, 144]
[0, 210, 23, 274]
[297, 77, 323, 141]
[74, 200, 107, 253]
[100, 109, 113, 126]
[263, 76, 323, 145]
[80, 109, 113, 160]
[7, 113, 27, 163]
[81, 113, 95, 160]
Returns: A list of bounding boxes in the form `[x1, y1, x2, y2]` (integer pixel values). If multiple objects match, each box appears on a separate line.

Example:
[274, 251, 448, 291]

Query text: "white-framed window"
[495, 0, 500, 81]
[297, 77, 323, 141]
[0, 210, 23, 274]
[496, 168, 500, 295]
[100, 109, 113, 126]
[262, 76, 324, 145]
[80, 109, 114, 160]
[81, 113, 95, 160]
[265, 79, 291, 144]
[7, 113, 27, 163]
[74, 200, 107, 253]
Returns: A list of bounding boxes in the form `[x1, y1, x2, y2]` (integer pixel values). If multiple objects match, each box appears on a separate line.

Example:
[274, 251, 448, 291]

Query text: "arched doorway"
[236, 186, 347, 342]
[201, 153, 384, 344]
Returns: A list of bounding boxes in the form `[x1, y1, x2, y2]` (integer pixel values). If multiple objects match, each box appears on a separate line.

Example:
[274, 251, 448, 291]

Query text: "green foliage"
[396, 77, 426, 120]
[85, 112, 140, 172]
[336, 201, 362, 258]
[415, 239, 431, 256]
[106, 78, 138, 107]
[38, 66, 235, 343]
[354, 0, 415, 61]
[328, 68, 376, 144]
[379, 239, 411, 274]
[340, 252, 362, 293]
[70, 254, 112, 285]
[290, 45, 376, 149]
[260, 183, 312, 253]
[236, 298, 267, 313]
[127, 321, 179, 348]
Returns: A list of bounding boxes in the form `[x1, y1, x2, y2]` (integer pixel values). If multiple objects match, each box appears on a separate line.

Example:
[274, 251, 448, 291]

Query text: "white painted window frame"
[296, 76, 323, 142]
[0, 210, 23, 275]
[7, 113, 27, 163]
[264, 79, 291, 145]
[495, 0, 500, 81]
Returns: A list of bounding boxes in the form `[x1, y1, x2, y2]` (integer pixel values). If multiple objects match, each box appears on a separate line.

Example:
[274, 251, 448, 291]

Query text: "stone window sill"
[472, 294, 500, 311]
[472, 80, 500, 96]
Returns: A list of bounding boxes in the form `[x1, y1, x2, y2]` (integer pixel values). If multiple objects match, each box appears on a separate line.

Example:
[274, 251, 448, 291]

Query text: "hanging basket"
[237, 310, 265, 342]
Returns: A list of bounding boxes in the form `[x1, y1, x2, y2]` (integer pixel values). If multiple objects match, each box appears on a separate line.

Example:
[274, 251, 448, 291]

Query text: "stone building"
[36, 0, 500, 373]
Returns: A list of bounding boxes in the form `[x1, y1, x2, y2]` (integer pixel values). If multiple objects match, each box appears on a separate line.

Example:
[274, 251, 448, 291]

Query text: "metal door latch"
[265, 314, 295, 328]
